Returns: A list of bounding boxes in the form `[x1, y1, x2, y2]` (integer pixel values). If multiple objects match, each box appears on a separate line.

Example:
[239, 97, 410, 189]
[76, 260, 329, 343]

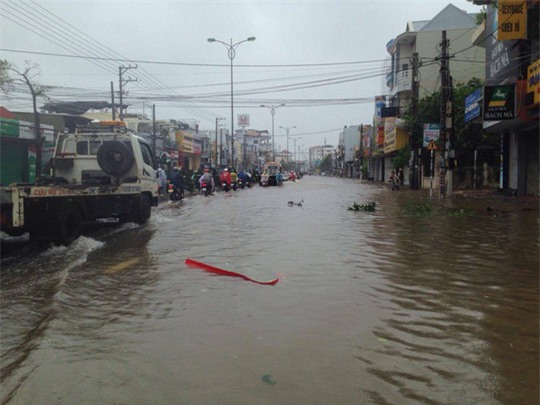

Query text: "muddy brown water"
[1, 176, 538, 404]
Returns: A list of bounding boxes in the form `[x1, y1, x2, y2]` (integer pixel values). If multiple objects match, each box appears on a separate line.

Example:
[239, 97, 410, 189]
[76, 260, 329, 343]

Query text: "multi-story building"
[470, 0, 539, 195]
[381, 3, 485, 186]
[309, 144, 335, 170]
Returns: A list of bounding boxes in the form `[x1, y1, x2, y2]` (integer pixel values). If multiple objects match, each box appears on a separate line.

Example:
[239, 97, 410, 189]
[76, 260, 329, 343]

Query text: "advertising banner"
[237, 114, 250, 127]
[423, 124, 440, 147]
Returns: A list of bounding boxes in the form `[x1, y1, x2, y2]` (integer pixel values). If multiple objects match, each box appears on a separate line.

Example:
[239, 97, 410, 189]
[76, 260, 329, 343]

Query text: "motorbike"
[222, 181, 230, 192]
[201, 181, 212, 197]
[238, 178, 245, 189]
[167, 183, 183, 201]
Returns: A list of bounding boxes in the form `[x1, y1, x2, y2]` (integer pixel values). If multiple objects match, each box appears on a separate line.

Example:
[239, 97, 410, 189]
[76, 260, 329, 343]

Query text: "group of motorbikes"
[164, 168, 256, 201]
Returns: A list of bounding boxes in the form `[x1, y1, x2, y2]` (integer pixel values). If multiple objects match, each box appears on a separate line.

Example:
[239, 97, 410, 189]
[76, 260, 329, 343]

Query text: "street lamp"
[207, 36, 256, 169]
[260, 103, 285, 161]
[280, 125, 296, 163]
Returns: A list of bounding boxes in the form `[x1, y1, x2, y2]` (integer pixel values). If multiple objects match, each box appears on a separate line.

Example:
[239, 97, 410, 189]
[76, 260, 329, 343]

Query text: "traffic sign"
[427, 140, 438, 150]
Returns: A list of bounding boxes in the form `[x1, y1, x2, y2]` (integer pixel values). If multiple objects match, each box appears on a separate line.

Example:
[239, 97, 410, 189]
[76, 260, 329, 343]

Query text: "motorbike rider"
[199, 166, 214, 192]
[238, 170, 247, 187]
[169, 167, 185, 198]
[220, 167, 232, 190]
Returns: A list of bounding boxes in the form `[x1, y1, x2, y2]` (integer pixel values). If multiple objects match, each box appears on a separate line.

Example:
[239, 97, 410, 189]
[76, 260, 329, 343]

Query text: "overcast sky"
[0, 0, 482, 149]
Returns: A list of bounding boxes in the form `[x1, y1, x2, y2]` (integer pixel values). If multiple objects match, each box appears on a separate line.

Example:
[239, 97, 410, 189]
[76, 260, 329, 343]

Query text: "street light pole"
[214, 117, 225, 168]
[260, 103, 285, 161]
[207, 36, 256, 169]
[280, 125, 296, 164]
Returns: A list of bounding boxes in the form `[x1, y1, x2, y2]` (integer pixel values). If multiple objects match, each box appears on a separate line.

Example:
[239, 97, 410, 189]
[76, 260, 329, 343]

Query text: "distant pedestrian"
[389, 170, 399, 191]
[398, 167, 404, 186]
[157, 166, 167, 196]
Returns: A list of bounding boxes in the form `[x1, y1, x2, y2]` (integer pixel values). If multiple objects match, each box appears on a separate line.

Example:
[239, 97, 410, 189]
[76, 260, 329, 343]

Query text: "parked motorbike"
[168, 183, 183, 201]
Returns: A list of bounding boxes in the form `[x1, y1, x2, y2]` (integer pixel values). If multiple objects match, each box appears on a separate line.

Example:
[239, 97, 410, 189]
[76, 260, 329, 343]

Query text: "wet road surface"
[1, 176, 538, 404]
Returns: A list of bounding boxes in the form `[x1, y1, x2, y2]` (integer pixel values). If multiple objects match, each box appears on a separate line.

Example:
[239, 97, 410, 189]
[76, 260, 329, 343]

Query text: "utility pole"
[110, 81, 116, 120]
[220, 128, 223, 166]
[152, 104, 157, 161]
[410, 52, 420, 189]
[280, 125, 296, 164]
[118, 65, 138, 121]
[360, 124, 364, 180]
[439, 31, 450, 197]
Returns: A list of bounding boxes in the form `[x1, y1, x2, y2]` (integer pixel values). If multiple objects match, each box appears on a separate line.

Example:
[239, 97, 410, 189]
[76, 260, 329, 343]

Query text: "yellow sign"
[527, 59, 540, 106]
[427, 140, 438, 151]
[498, 0, 527, 41]
[383, 128, 408, 154]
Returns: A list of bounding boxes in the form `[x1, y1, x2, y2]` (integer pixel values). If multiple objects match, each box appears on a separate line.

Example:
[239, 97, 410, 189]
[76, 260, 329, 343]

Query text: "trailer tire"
[55, 204, 82, 245]
[97, 141, 134, 176]
[133, 194, 152, 225]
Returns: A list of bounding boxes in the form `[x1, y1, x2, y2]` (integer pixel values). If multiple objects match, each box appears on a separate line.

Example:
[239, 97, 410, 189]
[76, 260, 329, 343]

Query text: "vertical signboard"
[464, 88, 482, 123]
[526, 59, 540, 106]
[497, 0, 527, 41]
[485, 4, 520, 84]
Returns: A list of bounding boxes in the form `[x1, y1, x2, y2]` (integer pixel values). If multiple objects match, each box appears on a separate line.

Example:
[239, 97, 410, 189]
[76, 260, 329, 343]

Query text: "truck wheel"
[56, 204, 82, 245]
[97, 141, 134, 176]
[134, 194, 152, 225]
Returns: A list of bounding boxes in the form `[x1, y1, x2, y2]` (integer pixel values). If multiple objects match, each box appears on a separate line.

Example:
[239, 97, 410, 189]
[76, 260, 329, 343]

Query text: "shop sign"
[376, 124, 385, 147]
[0, 117, 19, 137]
[485, 4, 520, 83]
[464, 88, 482, 123]
[423, 124, 440, 147]
[374, 96, 386, 123]
[526, 59, 540, 106]
[19, 121, 54, 142]
[383, 129, 408, 154]
[497, 0, 527, 41]
[483, 85, 516, 120]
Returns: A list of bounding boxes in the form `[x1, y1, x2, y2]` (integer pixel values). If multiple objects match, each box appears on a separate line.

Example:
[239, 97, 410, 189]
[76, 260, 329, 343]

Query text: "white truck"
[0, 121, 159, 245]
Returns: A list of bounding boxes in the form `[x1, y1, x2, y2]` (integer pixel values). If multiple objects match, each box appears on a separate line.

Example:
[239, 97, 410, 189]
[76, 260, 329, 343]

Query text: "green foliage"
[393, 143, 410, 169]
[0, 59, 14, 93]
[404, 77, 498, 166]
[475, 6, 487, 25]
[348, 201, 376, 212]
[318, 154, 333, 172]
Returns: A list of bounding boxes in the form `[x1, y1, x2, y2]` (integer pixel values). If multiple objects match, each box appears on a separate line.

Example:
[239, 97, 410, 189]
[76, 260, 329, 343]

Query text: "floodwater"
[1, 176, 538, 405]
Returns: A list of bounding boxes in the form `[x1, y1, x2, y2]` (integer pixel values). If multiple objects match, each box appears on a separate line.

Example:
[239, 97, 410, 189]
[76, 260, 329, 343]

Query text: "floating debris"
[262, 374, 277, 385]
[347, 202, 376, 212]
[288, 198, 304, 207]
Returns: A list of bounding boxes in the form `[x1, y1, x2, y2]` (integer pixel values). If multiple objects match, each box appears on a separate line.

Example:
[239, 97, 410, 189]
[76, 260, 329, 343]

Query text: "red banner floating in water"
[185, 258, 279, 286]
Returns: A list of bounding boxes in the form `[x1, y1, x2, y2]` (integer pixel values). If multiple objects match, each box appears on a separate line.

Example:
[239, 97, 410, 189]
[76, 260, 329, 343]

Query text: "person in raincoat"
[157, 166, 167, 196]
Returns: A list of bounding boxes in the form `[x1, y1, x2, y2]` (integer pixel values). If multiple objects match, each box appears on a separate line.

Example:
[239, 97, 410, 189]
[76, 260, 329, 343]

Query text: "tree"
[0, 60, 48, 180]
[404, 77, 499, 183]
[318, 154, 333, 173]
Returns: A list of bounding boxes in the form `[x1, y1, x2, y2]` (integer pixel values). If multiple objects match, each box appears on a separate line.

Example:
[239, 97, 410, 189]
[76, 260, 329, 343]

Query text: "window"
[76, 140, 102, 155]
[139, 140, 155, 167]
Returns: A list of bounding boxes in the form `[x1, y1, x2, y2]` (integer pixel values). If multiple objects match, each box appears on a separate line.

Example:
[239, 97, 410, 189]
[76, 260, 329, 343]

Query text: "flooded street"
[1, 176, 538, 405]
